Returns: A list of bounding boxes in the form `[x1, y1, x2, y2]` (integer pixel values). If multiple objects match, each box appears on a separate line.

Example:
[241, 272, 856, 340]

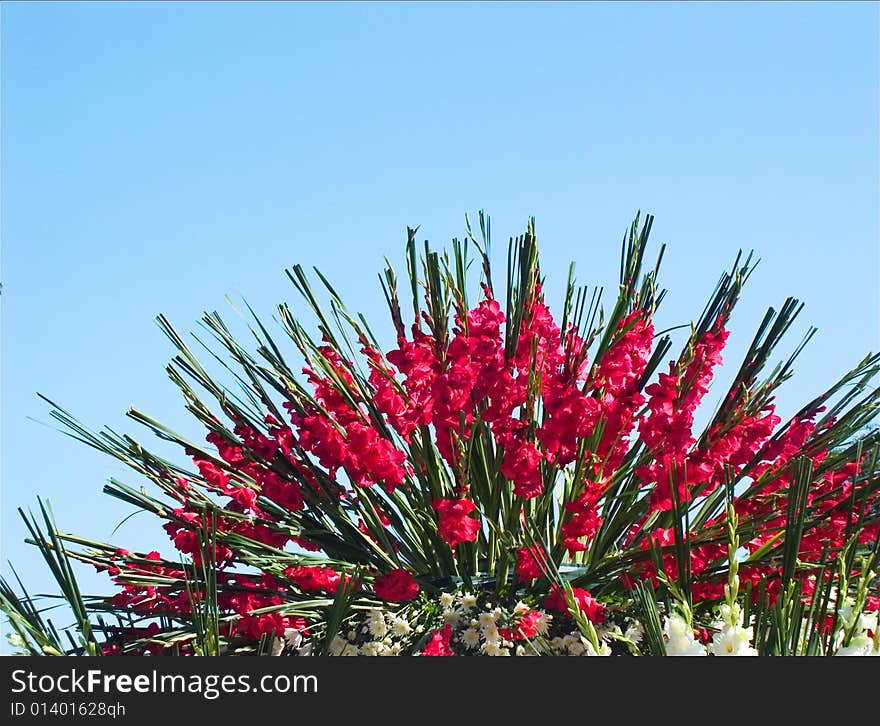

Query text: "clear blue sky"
[2, 1, 877, 645]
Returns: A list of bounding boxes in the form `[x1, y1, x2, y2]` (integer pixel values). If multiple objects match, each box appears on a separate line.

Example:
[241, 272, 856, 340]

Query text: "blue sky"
[2, 1, 877, 644]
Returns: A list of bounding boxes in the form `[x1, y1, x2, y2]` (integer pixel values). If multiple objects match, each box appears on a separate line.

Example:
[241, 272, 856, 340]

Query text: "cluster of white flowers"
[276, 589, 664, 656]
[547, 631, 612, 656]
[460, 600, 509, 655]
[710, 602, 757, 657]
[454, 596, 545, 656]
[320, 590, 624, 656]
[269, 587, 880, 657]
[323, 608, 421, 656]
[834, 602, 879, 657]
[663, 601, 759, 657]
[456, 595, 618, 656]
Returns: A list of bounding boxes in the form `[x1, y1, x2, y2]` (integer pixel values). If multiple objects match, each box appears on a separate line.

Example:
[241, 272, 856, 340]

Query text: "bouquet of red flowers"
[4, 213, 879, 656]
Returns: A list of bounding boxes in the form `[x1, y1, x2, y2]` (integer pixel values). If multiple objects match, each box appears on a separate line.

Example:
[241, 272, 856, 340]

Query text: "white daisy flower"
[478, 611, 497, 629]
[328, 635, 347, 656]
[460, 628, 480, 649]
[391, 617, 412, 637]
[443, 609, 461, 627]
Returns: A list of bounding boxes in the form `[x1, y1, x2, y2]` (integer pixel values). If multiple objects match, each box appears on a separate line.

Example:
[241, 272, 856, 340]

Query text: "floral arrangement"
[3, 213, 879, 657]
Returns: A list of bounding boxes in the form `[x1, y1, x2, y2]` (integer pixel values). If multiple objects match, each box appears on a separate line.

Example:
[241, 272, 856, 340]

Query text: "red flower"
[284, 565, 342, 594]
[193, 458, 231, 491]
[227, 485, 259, 513]
[373, 568, 420, 603]
[544, 585, 605, 624]
[561, 485, 603, 553]
[260, 471, 304, 512]
[421, 624, 454, 656]
[499, 609, 543, 641]
[501, 439, 544, 498]
[515, 545, 546, 582]
[432, 498, 481, 548]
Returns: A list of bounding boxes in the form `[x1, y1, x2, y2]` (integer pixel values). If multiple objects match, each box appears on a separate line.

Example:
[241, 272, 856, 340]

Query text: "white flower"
[340, 644, 360, 657]
[624, 620, 644, 644]
[709, 604, 756, 656]
[717, 602, 745, 629]
[460, 593, 478, 611]
[328, 635, 347, 656]
[360, 641, 384, 657]
[583, 639, 612, 657]
[478, 611, 497, 629]
[391, 617, 412, 637]
[439, 592, 455, 608]
[535, 611, 552, 635]
[367, 610, 388, 638]
[460, 628, 481, 649]
[835, 602, 856, 629]
[481, 640, 509, 656]
[664, 614, 707, 656]
[667, 637, 707, 656]
[368, 620, 387, 639]
[271, 621, 305, 655]
[711, 625, 757, 656]
[443, 609, 461, 627]
[835, 633, 875, 656]
[664, 614, 689, 640]
[482, 625, 500, 643]
[514, 601, 530, 616]
[833, 605, 879, 655]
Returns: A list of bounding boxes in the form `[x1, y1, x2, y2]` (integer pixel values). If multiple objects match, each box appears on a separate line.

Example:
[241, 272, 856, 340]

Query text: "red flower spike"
[432, 498, 481, 548]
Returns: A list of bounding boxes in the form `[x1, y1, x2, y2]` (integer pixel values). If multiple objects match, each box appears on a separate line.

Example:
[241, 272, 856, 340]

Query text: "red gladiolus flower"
[284, 565, 342, 594]
[260, 471, 304, 512]
[194, 458, 231, 491]
[515, 545, 546, 582]
[501, 439, 544, 499]
[432, 498, 481, 547]
[421, 624, 455, 656]
[499, 609, 544, 641]
[544, 584, 605, 624]
[373, 568, 420, 603]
